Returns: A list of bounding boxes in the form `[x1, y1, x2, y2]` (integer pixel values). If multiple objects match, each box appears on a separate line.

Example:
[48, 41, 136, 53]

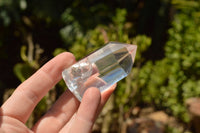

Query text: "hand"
[0, 52, 116, 133]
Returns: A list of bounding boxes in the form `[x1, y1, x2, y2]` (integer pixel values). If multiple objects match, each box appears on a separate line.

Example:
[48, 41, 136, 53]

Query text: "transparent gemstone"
[62, 42, 137, 101]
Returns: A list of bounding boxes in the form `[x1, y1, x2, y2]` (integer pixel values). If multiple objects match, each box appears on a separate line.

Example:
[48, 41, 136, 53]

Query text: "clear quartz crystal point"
[62, 42, 137, 101]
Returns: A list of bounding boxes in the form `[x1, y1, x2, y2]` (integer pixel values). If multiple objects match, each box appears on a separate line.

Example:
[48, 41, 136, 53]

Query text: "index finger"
[1, 52, 76, 123]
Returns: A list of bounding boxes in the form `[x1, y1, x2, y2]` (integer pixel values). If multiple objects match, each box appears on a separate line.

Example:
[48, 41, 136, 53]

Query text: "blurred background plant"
[1, 0, 200, 132]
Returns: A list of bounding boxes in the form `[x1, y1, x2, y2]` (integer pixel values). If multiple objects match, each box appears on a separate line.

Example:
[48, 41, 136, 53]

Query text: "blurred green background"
[0, 0, 200, 132]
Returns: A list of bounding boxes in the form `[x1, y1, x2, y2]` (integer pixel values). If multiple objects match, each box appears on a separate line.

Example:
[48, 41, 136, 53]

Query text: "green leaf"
[13, 63, 35, 82]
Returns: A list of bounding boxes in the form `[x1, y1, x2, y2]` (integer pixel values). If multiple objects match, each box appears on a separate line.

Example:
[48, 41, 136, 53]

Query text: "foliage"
[140, 0, 200, 123]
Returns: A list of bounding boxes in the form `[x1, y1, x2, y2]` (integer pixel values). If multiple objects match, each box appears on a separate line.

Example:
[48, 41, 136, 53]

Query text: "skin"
[0, 52, 116, 133]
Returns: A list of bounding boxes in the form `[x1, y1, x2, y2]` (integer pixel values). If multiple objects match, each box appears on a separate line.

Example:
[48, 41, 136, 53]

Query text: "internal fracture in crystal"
[62, 42, 137, 101]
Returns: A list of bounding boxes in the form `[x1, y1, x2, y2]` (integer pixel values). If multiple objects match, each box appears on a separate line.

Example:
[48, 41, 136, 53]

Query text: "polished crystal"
[62, 42, 137, 101]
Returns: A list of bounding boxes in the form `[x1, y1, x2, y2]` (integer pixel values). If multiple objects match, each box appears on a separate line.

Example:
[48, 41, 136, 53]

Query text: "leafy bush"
[140, 0, 200, 122]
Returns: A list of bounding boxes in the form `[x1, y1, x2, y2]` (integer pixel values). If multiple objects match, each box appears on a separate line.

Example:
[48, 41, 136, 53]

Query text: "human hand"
[0, 52, 116, 133]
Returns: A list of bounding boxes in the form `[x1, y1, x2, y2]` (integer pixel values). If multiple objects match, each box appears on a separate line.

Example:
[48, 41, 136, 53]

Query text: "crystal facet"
[62, 42, 137, 101]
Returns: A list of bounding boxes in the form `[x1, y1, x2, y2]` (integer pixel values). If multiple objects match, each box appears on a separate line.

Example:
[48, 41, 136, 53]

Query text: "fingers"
[1, 52, 76, 123]
[97, 83, 116, 114]
[0, 116, 34, 133]
[60, 87, 101, 133]
[60, 84, 116, 133]
[32, 89, 80, 133]
[32, 84, 116, 133]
